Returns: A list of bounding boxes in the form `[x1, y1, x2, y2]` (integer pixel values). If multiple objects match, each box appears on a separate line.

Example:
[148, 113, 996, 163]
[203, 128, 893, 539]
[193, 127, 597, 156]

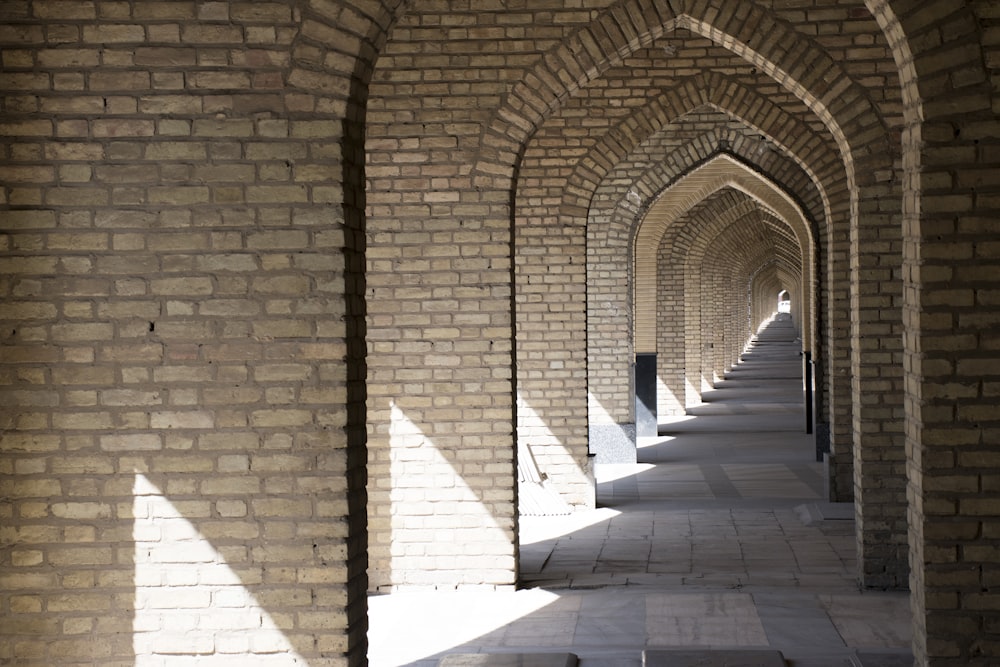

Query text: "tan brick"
[188, 71, 252, 89]
[33, 1, 96, 19]
[150, 185, 212, 205]
[200, 477, 260, 495]
[150, 411, 214, 429]
[89, 71, 150, 91]
[82, 24, 146, 43]
[0, 302, 57, 320]
[145, 142, 207, 161]
[50, 502, 113, 520]
[199, 299, 260, 317]
[149, 277, 214, 296]
[0, 120, 52, 136]
[47, 547, 113, 567]
[92, 119, 156, 138]
[252, 320, 312, 338]
[250, 409, 313, 427]
[51, 322, 114, 342]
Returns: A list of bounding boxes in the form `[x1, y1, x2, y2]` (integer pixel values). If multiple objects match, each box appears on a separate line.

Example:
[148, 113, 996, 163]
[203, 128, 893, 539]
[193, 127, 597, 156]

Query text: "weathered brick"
[37, 49, 101, 68]
[82, 24, 146, 43]
[33, 1, 97, 19]
[89, 71, 150, 91]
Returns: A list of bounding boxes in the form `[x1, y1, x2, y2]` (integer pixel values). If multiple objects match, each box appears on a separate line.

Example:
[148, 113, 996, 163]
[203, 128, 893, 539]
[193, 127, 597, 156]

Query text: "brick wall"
[0, 1, 380, 664]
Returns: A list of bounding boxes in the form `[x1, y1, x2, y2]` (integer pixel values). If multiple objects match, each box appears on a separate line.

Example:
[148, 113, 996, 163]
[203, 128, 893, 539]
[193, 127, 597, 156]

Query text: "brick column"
[851, 174, 909, 590]
[0, 3, 373, 664]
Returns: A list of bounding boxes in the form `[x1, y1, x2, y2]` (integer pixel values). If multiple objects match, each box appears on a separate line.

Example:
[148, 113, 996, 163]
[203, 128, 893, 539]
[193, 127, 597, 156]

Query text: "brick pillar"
[881, 1, 1000, 663]
[851, 175, 909, 590]
[826, 194, 856, 504]
[657, 239, 688, 417]
[0, 3, 372, 664]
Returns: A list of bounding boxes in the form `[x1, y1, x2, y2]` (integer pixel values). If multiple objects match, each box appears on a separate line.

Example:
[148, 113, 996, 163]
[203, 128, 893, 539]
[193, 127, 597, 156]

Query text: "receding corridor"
[368, 316, 912, 667]
[3, 4, 998, 665]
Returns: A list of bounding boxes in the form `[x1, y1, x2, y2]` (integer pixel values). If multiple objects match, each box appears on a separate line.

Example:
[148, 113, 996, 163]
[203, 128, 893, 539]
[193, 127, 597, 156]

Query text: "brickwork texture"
[0, 1, 997, 666]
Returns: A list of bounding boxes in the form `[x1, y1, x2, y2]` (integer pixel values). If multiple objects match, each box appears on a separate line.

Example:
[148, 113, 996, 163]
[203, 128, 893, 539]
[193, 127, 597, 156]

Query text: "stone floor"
[367, 316, 913, 667]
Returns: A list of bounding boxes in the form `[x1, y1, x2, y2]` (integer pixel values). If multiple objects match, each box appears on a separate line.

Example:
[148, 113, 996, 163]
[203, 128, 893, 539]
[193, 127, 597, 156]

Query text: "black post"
[635, 353, 657, 438]
[803, 351, 813, 435]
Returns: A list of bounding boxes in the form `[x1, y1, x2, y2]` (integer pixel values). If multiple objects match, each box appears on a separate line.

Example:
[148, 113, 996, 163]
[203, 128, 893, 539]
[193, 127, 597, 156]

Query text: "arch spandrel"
[475, 0, 896, 194]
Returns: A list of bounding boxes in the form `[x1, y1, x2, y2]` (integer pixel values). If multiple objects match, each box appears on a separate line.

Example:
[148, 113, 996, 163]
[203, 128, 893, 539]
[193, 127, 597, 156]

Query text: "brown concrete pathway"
[368, 316, 912, 667]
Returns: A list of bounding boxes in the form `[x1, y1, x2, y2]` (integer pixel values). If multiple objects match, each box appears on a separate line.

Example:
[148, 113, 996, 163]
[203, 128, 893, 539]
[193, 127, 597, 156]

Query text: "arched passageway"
[366, 0, 906, 594]
[2, 2, 1000, 666]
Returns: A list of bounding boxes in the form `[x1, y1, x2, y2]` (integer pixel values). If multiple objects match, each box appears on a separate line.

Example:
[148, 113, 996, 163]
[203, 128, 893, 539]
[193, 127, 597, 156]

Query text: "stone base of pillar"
[815, 420, 830, 462]
[589, 423, 637, 464]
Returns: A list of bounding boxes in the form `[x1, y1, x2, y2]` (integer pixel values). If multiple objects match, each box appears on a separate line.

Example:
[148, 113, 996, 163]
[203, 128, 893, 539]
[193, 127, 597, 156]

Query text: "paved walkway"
[368, 316, 912, 667]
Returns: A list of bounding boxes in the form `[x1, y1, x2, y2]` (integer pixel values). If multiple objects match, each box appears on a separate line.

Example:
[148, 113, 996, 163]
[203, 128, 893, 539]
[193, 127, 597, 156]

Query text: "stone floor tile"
[572, 614, 647, 648]
[643, 649, 785, 667]
[439, 654, 578, 667]
[752, 595, 845, 649]
[819, 595, 913, 648]
[851, 650, 915, 666]
[645, 594, 768, 646]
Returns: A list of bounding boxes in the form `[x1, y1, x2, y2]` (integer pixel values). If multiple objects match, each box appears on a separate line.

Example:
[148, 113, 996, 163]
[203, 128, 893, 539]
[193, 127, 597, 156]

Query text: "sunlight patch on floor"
[595, 462, 655, 483]
[368, 588, 562, 667]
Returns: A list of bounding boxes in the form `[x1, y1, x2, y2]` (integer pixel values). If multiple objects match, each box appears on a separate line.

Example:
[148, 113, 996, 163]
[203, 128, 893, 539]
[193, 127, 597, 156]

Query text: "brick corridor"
[368, 317, 912, 666]
[3, 4, 998, 665]
[521, 316, 853, 590]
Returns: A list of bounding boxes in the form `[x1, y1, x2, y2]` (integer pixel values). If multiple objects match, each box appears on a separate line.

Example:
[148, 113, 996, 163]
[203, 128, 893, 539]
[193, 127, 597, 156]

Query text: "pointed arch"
[585, 112, 826, 423]
[560, 72, 842, 220]
[633, 154, 813, 356]
[474, 0, 894, 193]
[538, 73, 838, 450]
